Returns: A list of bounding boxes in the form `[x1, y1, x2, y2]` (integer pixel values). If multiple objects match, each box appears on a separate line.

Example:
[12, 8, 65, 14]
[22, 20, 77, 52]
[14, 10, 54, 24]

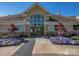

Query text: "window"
[30, 15, 44, 27]
[73, 24, 79, 31]
[54, 25, 57, 30]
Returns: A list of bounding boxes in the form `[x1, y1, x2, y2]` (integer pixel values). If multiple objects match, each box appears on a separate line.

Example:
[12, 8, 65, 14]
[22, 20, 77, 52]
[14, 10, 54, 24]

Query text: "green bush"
[45, 31, 57, 37]
[0, 32, 29, 38]
[19, 32, 29, 38]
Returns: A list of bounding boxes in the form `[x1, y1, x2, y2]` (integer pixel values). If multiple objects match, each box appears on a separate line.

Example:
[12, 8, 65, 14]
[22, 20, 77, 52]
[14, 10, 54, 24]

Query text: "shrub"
[45, 31, 57, 37]
[19, 32, 29, 38]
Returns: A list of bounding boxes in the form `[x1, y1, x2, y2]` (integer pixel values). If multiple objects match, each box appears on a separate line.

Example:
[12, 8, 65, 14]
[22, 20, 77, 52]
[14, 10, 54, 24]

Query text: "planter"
[0, 37, 25, 47]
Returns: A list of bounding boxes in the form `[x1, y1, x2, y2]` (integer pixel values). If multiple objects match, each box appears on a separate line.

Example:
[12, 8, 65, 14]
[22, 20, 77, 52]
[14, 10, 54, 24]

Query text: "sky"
[0, 2, 79, 16]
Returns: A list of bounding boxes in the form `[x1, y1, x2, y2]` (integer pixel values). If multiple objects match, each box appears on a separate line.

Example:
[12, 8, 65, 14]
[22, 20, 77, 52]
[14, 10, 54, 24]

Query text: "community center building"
[0, 3, 79, 37]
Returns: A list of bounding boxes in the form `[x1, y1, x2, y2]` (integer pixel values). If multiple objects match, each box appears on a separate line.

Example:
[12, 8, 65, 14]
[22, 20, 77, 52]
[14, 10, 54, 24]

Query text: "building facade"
[0, 3, 79, 37]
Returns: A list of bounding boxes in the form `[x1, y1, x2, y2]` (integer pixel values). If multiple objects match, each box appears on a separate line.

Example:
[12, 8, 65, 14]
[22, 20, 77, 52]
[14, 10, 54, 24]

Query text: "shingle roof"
[0, 14, 26, 21]
[0, 14, 78, 23]
[0, 2, 78, 23]
[49, 14, 77, 22]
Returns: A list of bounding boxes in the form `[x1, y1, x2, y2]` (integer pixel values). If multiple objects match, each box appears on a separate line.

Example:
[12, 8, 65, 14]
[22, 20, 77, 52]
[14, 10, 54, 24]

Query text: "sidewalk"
[13, 38, 35, 56]
[32, 38, 79, 56]
[0, 38, 35, 56]
[0, 44, 23, 56]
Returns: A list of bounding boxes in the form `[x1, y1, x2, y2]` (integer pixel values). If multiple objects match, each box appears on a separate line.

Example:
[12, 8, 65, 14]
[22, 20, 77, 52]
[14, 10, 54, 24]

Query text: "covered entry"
[30, 14, 44, 37]
[30, 27, 44, 37]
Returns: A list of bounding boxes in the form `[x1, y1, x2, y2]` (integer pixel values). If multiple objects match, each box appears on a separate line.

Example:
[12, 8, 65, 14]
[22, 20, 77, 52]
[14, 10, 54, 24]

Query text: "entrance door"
[30, 14, 44, 37]
[30, 27, 44, 37]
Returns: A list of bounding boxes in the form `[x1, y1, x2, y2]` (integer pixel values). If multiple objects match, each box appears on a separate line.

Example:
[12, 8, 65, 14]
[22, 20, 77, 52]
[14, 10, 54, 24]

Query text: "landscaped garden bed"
[71, 36, 79, 40]
[49, 36, 79, 45]
[0, 37, 25, 47]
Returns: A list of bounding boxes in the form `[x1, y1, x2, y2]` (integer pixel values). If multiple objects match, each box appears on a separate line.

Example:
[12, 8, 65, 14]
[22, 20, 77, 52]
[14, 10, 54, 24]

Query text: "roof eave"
[22, 2, 50, 14]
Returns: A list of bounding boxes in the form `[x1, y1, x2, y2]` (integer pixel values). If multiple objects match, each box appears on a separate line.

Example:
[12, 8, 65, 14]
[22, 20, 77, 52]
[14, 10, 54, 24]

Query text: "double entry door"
[30, 26, 44, 37]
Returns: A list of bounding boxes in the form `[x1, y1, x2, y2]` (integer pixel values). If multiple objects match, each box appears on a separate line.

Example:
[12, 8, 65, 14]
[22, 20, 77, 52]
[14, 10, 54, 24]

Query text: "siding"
[44, 21, 74, 32]
[0, 21, 27, 32]
[65, 25, 73, 31]
[17, 25, 26, 32]
[44, 21, 57, 32]
[0, 25, 8, 32]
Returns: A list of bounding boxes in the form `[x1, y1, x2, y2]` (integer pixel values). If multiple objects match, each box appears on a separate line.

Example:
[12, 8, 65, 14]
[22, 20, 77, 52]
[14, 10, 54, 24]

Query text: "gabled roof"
[49, 14, 77, 22]
[0, 2, 79, 23]
[23, 2, 50, 14]
[0, 14, 25, 21]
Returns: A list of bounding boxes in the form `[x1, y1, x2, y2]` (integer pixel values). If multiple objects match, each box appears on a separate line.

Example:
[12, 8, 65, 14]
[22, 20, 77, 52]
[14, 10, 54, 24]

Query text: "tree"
[56, 21, 67, 36]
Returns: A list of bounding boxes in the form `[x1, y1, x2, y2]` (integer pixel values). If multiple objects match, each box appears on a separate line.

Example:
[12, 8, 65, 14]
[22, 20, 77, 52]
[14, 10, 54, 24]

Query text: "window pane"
[30, 14, 44, 27]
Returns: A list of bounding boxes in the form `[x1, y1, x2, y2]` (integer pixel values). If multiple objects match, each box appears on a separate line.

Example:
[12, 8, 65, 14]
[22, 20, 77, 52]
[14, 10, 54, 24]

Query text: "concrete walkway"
[0, 44, 23, 56]
[1, 38, 79, 56]
[32, 38, 79, 56]
[0, 38, 35, 56]
[13, 38, 35, 56]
